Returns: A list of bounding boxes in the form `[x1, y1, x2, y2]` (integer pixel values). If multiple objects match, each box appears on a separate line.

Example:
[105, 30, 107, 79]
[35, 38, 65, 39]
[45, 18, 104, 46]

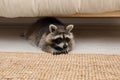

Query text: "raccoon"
[25, 17, 74, 55]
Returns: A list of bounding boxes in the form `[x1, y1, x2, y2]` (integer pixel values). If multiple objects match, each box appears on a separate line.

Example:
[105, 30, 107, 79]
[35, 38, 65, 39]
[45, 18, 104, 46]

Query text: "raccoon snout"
[63, 45, 67, 49]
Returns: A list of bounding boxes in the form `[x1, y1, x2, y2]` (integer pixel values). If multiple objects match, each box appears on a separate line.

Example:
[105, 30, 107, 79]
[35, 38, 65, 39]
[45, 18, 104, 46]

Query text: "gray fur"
[25, 17, 75, 54]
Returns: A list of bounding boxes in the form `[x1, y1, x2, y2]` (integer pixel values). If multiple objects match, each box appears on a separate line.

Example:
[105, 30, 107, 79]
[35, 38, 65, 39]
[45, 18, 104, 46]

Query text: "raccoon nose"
[63, 45, 67, 49]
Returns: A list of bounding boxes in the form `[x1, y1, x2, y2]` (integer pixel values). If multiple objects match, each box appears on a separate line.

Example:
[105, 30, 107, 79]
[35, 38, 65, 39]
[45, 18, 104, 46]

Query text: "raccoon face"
[46, 24, 74, 54]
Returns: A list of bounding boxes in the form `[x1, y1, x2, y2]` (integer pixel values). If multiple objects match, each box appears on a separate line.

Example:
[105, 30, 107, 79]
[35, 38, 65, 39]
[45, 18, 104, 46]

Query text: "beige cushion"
[80, 0, 120, 13]
[0, 0, 120, 17]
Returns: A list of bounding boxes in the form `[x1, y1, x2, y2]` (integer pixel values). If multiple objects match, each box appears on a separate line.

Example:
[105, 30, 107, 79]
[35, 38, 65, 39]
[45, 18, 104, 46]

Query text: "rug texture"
[0, 53, 120, 80]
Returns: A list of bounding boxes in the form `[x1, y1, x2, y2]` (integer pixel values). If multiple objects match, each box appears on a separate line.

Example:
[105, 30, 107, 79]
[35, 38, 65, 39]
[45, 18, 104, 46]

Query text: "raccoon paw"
[53, 52, 61, 55]
[62, 50, 68, 54]
[57, 51, 68, 55]
[53, 50, 68, 55]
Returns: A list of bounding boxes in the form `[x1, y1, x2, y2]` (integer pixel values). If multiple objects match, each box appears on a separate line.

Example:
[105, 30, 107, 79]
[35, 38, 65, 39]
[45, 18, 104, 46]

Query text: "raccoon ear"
[66, 24, 74, 32]
[49, 24, 58, 33]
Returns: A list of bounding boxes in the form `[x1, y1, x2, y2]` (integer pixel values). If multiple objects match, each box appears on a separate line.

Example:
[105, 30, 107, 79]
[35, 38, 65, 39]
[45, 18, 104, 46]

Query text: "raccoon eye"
[53, 38, 62, 44]
[66, 38, 70, 42]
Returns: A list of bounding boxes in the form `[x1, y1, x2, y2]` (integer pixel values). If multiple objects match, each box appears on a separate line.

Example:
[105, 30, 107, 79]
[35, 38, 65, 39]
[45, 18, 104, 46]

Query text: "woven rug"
[0, 53, 120, 80]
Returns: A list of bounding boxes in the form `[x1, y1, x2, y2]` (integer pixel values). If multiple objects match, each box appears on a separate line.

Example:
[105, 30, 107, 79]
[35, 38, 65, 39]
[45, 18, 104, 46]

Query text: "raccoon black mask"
[47, 24, 74, 54]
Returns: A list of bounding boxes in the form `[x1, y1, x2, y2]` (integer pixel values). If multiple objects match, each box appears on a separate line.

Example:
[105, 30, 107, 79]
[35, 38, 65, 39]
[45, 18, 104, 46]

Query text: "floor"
[1, 53, 120, 80]
[0, 26, 120, 54]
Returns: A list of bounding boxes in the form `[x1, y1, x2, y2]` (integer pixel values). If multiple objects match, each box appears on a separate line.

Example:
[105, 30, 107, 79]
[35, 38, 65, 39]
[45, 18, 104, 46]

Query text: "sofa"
[0, 0, 120, 18]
